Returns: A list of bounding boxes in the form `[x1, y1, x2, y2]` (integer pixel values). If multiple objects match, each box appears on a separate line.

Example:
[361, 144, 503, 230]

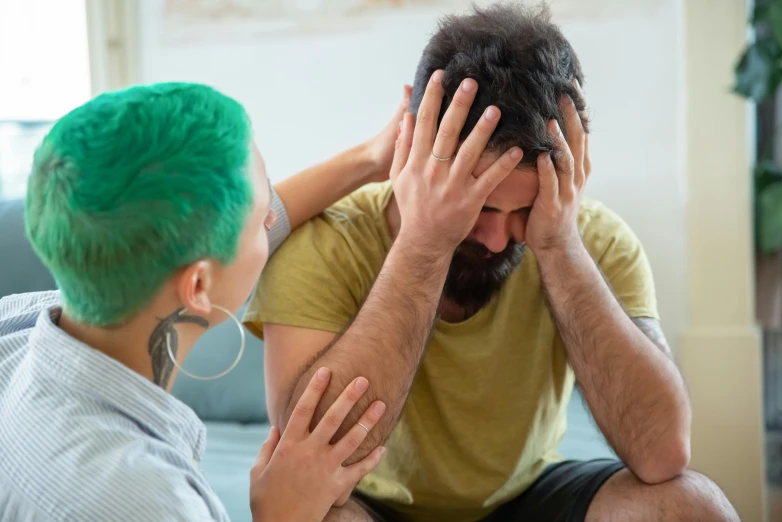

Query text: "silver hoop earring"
[166, 304, 245, 381]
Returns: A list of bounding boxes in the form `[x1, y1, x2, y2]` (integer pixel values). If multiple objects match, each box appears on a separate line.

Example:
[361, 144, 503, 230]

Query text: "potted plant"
[734, 0, 782, 328]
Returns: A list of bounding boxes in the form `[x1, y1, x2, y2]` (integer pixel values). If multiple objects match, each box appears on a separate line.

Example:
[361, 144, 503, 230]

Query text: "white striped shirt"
[0, 189, 291, 521]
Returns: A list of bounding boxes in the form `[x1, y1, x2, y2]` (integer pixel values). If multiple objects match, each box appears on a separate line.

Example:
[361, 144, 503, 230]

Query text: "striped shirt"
[0, 189, 291, 522]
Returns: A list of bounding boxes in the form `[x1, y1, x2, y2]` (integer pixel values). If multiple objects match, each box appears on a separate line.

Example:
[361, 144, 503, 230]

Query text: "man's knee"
[672, 470, 739, 522]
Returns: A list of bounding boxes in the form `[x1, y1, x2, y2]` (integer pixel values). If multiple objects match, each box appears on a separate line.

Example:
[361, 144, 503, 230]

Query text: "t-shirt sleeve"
[581, 203, 659, 320]
[243, 217, 365, 339]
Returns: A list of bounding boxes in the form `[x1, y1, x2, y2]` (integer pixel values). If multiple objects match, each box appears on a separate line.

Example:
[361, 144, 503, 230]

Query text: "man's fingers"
[390, 113, 414, 182]
[431, 78, 477, 162]
[410, 70, 445, 163]
[332, 400, 387, 464]
[584, 132, 592, 179]
[451, 106, 501, 180]
[286, 367, 331, 438]
[311, 376, 370, 444]
[548, 119, 575, 201]
[343, 446, 386, 485]
[537, 152, 559, 204]
[559, 94, 585, 187]
[253, 426, 280, 473]
[473, 147, 522, 198]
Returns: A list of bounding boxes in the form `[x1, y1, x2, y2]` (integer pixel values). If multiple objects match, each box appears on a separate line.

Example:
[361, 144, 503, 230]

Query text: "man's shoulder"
[577, 199, 642, 254]
[269, 182, 392, 268]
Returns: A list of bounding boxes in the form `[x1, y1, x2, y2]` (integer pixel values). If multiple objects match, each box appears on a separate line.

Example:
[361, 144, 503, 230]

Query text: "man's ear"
[176, 260, 214, 315]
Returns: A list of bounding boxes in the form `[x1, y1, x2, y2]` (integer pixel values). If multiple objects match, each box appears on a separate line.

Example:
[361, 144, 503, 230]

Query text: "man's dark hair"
[410, 3, 588, 165]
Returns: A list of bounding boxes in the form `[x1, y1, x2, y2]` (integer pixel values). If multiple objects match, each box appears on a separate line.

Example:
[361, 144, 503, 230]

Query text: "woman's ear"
[176, 260, 214, 315]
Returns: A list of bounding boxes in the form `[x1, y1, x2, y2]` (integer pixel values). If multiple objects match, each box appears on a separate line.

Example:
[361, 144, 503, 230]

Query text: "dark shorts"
[353, 459, 624, 522]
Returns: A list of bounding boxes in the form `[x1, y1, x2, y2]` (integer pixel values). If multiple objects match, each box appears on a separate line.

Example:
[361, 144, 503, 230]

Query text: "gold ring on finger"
[431, 151, 453, 162]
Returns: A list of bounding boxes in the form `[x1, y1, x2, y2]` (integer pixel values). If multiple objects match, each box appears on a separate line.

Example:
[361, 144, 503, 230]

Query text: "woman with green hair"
[0, 82, 405, 522]
[0, 74, 517, 521]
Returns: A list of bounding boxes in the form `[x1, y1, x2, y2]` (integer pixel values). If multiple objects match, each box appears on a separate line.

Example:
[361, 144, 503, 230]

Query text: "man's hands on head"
[526, 80, 591, 255]
[250, 369, 386, 522]
[391, 71, 522, 254]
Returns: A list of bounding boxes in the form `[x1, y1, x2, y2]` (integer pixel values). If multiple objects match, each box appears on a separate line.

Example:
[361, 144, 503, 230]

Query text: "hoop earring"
[166, 304, 246, 381]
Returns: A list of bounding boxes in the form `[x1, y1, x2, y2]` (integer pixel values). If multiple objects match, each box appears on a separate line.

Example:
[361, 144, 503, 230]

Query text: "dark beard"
[443, 240, 525, 312]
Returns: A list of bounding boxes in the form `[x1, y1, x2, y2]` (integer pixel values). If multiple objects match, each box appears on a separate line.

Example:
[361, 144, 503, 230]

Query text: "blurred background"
[0, 0, 774, 520]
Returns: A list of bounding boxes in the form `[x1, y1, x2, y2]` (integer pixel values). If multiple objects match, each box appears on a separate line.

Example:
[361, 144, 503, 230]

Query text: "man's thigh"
[485, 459, 624, 522]
[324, 494, 401, 522]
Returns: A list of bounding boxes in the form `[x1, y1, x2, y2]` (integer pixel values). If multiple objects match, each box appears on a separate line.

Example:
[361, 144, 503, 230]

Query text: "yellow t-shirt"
[244, 182, 657, 522]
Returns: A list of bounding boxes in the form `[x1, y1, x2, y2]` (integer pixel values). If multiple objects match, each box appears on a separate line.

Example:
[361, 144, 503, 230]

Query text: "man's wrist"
[394, 228, 455, 271]
[533, 234, 589, 267]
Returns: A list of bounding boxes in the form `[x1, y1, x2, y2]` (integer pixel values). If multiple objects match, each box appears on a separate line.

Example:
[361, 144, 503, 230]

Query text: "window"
[0, 0, 91, 199]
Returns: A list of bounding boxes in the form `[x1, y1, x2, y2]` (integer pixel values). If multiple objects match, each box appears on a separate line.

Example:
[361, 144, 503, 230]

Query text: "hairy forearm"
[283, 235, 451, 463]
[274, 143, 381, 230]
[537, 242, 691, 483]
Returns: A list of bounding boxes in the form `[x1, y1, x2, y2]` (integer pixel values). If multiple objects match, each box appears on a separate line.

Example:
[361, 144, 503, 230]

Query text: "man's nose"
[470, 214, 511, 254]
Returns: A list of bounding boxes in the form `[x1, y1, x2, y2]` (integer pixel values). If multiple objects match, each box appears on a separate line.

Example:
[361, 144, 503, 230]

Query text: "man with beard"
[244, 4, 738, 522]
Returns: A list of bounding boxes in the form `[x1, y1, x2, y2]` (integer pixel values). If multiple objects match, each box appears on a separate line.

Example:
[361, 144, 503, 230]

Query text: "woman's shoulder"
[0, 291, 60, 328]
[0, 420, 224, 521]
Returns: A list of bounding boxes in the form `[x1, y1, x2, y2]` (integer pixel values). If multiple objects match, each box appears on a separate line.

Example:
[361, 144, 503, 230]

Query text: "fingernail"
[461, 79, 476, 92]
[432, 70, 443, 83]
[374, 402, 387, 416]
[378, 447, 386, 457]
[317, 367, 330, 381]
[355, 377, 369, 392]
[510, 147, 522, 160]
[555, 120, 563, 135]
[485, 107, 498, 120]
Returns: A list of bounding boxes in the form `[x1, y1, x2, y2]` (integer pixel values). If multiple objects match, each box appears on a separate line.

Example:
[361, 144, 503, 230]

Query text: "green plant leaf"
[733, 36, 782, 101]
[756, 158, 782, 190]
[758, 182, 782, 253]
[751, 0, 771, 24]
[770, 2, 782, 47]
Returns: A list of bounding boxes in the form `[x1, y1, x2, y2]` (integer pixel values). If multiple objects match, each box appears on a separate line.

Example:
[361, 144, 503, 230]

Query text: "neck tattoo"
[148, 308, 209, 388]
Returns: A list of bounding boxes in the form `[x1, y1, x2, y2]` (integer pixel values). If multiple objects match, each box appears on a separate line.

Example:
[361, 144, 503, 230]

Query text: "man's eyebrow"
[481, 205, 533, 213]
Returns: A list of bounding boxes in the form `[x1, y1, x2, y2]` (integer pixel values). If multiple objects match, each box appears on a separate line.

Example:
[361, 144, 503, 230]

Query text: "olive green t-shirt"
[244, 182, 657, 522]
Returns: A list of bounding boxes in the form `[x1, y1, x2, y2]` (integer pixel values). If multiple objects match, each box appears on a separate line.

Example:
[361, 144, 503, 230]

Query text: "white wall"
[138, 0, 687, 349]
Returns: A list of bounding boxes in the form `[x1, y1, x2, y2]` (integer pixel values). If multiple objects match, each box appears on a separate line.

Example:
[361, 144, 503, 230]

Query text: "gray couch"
[0, 197, 615, 522]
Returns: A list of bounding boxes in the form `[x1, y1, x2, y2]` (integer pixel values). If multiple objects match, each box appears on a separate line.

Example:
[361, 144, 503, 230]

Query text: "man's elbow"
[633, 435, 691, 485]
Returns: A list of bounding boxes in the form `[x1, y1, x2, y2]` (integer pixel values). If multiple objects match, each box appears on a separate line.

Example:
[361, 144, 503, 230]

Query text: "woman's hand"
[363, 85, 413, 183]
[249, 368, 386, 522]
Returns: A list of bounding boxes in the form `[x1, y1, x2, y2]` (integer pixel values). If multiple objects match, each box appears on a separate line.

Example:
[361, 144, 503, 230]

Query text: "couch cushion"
[171, 303, 267, 424]
[200, 422, 269, 522]
[0, 198, 56, 297]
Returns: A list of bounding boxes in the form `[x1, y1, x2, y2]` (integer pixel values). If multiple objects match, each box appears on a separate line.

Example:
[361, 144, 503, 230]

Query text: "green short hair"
[25, 82, 254, 326]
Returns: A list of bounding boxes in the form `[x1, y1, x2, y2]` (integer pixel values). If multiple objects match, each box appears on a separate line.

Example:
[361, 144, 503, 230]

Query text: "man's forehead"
[483, 165, 539, 210]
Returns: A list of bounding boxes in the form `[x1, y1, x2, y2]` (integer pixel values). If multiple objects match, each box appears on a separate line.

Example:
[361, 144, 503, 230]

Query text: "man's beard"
[443, 240, 525, 312]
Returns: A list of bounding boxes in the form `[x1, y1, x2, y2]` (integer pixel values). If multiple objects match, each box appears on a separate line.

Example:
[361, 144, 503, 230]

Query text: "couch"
[0, 197, 616, 522]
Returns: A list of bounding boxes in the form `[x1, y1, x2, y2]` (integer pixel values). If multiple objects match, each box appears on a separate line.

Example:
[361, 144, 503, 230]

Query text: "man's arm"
[526, 86, 691, 485]
[537, 244, 691, 484]
[271, 241, 448, 459]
